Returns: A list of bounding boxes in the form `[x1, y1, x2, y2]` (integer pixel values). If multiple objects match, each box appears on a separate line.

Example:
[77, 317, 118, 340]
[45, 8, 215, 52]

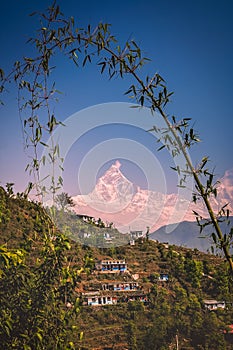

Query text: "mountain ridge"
[72, 161, 233, 234]
[150, 216, 233, 253]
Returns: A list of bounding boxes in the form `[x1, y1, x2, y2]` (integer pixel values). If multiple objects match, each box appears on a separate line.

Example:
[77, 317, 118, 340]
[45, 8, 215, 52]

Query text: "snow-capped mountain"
[213, 168, 233, 207]
[89, 160, 136, 208]
[72, 162, 233, 233]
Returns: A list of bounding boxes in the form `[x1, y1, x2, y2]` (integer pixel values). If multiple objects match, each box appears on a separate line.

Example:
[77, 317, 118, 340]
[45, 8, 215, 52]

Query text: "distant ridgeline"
[150, 217, 233, 253]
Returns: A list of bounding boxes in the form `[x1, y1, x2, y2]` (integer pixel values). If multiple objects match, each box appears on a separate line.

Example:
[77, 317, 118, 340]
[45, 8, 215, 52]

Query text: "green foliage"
[212, 264, 233, 300]
[184, 254, 203, 288]
[0, 187, 79, 349]
[126, 321, 137, 350]
[1, 187, 233, 349]
[0, 187, 11, 224]
[143, 315, 174, 350]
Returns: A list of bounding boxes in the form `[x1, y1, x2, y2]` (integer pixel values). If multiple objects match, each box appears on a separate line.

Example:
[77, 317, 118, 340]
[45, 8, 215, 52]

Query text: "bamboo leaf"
[157, 145, 165, 151]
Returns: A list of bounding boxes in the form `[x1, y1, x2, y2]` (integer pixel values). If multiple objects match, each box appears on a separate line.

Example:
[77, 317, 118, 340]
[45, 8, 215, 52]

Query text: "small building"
[82, 291, 117, 306]
[103, 232, 113, 243]
[82, 289, 148, 306]
[158, 273, 169, 282]
[83, 232, 91, 238]
[77, 214, 95, 223]
[130, 230, 143, 240]
[129, 239, 135, 246]
[95, 260, 127, 273]
[101, 281, 139, 292]
[203, 300, 226, 311]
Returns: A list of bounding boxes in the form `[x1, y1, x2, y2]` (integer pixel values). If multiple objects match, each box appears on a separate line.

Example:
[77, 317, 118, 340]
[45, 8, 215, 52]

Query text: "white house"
[203, 300, 226, 311]
[82, 291, 117, 306]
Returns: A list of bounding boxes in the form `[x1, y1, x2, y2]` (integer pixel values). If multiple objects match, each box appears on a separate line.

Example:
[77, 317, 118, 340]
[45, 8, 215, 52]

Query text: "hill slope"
[0, 186, 233, 350]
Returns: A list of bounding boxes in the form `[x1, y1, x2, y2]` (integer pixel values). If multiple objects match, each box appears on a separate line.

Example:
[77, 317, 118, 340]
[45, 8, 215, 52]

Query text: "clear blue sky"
[0, 0, 233, 196]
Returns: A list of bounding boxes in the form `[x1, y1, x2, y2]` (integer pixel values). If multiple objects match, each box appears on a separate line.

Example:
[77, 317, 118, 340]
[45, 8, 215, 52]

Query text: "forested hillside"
[0, 186, 233, 349]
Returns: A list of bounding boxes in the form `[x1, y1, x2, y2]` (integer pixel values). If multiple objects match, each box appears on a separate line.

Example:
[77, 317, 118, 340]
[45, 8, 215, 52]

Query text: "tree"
[55, 192, 75, 212]
[0, 188, 79, 349]
[0, 2, 232, 271]
[184, 255, 203, 288]
[97, 217, 105, 228]
[126, 321, 137, 350]
[143, 316, 172, 350]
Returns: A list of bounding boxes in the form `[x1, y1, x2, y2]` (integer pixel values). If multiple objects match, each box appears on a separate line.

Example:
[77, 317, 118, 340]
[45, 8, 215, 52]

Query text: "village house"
[76, 214, 96, 223]
[203, 299, 226, 311]
[81, 290, 147, 306]
[101, 281, 139, 292]
[158, 273, 169, 282]
[129, 239, 135, 246]
[83, 232, 91, 238]
[95, 259, 127, 273]
[103, 232, 113, 243]
[80, 278, 147, 306]
[82, 291, 118, 306]
[130, 230, 143, 240]
[76, 214, 106, 227]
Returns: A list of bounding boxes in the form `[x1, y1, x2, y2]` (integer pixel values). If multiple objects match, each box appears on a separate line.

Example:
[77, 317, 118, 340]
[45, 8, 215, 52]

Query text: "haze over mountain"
[72, 161, 233, 233]
[150, 217, 233, 253]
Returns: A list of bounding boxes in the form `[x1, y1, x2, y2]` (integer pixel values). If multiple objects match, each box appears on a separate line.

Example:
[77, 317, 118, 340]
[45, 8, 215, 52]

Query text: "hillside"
[0, 186, 233, 349]
[51, 208, 130, 248]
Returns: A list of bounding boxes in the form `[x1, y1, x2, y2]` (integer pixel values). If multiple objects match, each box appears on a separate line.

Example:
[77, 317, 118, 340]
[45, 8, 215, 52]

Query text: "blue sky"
[0, 0, 233, 196]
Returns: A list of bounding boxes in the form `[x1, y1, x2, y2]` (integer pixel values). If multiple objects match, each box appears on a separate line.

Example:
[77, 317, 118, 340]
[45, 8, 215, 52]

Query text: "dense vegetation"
[0, 186, 81, 349]
[0, 186, 233, 349]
